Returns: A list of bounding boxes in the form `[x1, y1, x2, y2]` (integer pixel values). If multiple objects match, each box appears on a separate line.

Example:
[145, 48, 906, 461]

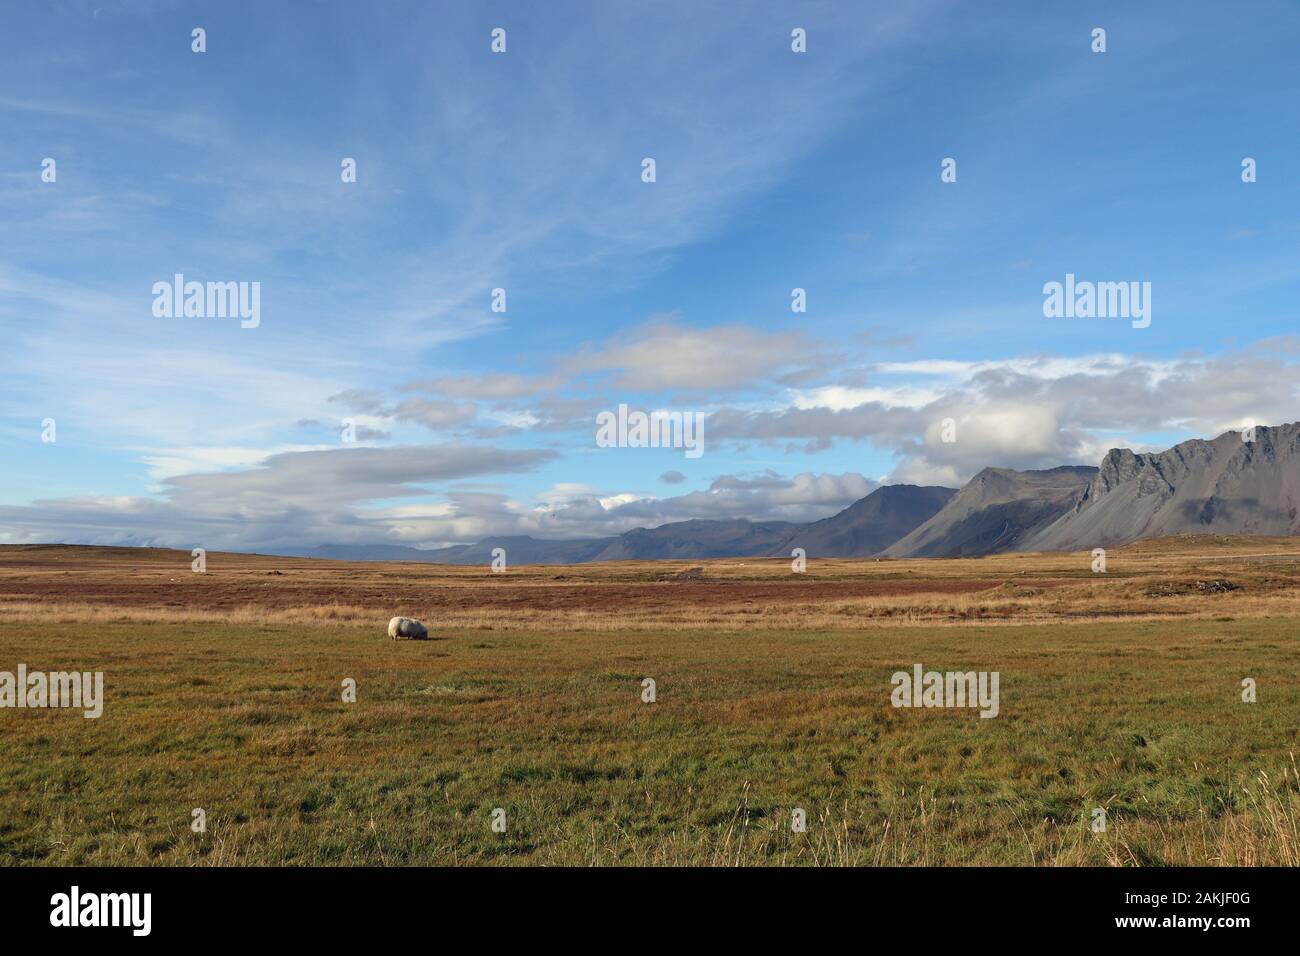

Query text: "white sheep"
[388, 616, 429, 640]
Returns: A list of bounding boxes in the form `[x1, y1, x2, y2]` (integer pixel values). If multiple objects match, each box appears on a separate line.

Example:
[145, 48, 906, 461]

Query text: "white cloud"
[712, 342, 1300, 484]
[139, 444, 330, 482]
[0, 444, 558, 550]
[564, 318, 815, 392]
[392, 398, 478, 430]
[790, 384, 944, 411]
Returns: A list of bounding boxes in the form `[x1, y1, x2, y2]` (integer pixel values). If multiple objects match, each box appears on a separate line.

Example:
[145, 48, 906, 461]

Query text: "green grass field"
[3, 617, 1297, 865]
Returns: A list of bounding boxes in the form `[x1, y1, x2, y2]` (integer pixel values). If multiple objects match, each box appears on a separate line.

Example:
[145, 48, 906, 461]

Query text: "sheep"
[387, 616, 429, 641]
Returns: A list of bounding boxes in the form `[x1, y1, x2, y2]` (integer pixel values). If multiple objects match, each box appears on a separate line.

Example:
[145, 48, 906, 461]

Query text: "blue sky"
[2, 0, 1299, 551]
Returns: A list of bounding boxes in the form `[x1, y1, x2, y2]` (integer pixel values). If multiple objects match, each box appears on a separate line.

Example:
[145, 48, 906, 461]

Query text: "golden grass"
[2, 539, 1298, 866]
[2, 613, 1298, 866]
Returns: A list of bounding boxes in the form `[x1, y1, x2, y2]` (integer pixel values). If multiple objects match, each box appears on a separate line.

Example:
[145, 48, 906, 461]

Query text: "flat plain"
[1, 537, 1297, 865]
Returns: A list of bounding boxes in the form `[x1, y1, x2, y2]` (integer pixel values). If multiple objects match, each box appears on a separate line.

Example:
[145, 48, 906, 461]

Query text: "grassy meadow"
[2, 600, 1298, 865]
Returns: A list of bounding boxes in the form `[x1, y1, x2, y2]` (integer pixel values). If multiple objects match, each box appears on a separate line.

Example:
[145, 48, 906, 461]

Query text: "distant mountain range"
[777, 484, 957, 557]
[293, 484, 956, 565]
[294, 424, 1300, 564]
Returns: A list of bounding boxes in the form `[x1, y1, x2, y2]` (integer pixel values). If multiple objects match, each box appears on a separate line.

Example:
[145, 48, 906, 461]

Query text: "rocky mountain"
[882, 466, 1097, 557]
[1021, 424, 1300, 551]
[295, 424, 1300, 564]
[772, 484, 955, 557]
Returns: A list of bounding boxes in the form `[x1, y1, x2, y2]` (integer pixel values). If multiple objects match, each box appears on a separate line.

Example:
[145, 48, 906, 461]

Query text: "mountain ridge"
[882, 465, 1097, 558]
[298, 483, 954, 565]
[1020, 424, 1300, 551]
[295, 424, 1300, 564]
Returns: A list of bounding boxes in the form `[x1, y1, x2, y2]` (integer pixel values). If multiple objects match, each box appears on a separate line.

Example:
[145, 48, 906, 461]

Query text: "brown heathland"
[2, 534, 1299, 630]
[0, 538, 1297, 866]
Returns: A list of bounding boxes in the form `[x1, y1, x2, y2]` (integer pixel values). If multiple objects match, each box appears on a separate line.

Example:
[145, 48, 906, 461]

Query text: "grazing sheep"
[388, 616, 429, 641]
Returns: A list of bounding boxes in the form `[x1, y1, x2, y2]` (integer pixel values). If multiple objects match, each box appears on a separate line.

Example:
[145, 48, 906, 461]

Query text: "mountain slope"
[589, 519, 797, 561]
[771, 484, 956, 557]
[883, 466, 1096, 557]
[1022, 424, 1300, 551]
